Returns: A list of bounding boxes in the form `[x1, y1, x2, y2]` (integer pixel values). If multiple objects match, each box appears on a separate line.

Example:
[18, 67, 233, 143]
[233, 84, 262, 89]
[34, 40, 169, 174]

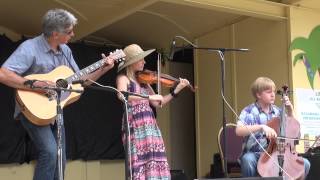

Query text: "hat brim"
[118, 49, 155, 72]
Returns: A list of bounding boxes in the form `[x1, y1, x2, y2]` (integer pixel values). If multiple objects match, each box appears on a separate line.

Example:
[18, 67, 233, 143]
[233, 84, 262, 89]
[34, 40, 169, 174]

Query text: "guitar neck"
[65, 49, 125, 83]
[66, 58, 105, 83]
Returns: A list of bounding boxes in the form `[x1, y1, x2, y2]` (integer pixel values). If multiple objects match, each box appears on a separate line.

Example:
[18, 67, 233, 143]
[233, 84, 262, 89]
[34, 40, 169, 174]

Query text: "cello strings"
[221, 90, 294, 180]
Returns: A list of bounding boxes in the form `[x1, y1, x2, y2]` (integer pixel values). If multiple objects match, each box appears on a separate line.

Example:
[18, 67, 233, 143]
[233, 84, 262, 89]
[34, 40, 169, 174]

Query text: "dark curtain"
[0, 35, 29, 163]
[63, 42, 125, 161]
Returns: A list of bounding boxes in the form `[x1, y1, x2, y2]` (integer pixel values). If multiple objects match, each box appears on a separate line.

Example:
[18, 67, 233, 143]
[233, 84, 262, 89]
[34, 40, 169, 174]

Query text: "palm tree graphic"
[290, 25, 320, 89]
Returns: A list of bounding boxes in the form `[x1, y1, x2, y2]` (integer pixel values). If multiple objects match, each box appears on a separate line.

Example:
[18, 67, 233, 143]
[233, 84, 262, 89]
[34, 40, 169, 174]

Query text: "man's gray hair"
[42, 9, 78, 37]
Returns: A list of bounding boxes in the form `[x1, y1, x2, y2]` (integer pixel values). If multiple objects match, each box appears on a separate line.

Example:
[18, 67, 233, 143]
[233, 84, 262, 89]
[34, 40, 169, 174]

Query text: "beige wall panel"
[234, 18, 289, 111]
[195, 25, 233, 177]
[65, 160, 87, 180]
[0, 160, 124, 180]
[100, 160, 125, 180]
[0, 163, 34, 180]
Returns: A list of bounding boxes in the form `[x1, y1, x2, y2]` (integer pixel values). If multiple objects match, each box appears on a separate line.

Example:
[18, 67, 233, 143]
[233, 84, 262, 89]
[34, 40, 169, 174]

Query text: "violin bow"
[157, 52, 161, 95]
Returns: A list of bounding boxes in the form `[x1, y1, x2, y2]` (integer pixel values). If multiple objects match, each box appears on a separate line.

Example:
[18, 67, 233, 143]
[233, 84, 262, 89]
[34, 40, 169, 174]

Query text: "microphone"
[238, 48, 250, 51]
[168, 38, 176, 60]
[219, 48, 250, 52]
[72, 80, 85, 84]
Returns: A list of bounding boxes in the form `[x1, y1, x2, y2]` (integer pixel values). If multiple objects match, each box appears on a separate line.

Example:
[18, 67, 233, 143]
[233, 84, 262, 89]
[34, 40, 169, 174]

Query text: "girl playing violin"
[116, 44, 190, 180]
[235, 77, 310, 179]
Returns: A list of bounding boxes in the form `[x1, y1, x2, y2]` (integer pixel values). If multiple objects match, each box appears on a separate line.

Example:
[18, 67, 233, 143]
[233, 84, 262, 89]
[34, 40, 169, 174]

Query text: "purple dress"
[123, 81, 170, 180]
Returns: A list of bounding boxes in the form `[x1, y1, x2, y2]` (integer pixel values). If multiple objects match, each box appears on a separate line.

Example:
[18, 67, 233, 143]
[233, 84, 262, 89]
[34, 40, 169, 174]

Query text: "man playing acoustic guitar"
[0, 9, 116, 180]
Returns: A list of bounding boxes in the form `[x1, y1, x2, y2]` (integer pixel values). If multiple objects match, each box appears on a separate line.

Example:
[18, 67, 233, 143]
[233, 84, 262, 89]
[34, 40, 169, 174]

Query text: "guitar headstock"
[108, 49, 126, 63]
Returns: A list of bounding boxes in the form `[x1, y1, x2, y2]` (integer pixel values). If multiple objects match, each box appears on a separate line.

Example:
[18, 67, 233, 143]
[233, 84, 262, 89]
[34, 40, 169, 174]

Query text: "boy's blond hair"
[251, 77, 276, 99]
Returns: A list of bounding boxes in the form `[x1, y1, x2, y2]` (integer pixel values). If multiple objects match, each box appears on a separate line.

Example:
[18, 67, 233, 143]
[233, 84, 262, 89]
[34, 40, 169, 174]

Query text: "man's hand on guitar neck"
[101, 53, 115, 72]
[80, 52, 118, 86]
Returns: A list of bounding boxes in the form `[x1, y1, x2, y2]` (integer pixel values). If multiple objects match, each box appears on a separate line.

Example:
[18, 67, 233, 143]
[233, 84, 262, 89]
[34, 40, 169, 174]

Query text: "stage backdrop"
[0, 34, 157, 164]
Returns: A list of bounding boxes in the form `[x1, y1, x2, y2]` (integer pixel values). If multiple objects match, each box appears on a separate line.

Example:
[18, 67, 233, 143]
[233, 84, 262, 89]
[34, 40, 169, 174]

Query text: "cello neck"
[279, 85, 289, 137]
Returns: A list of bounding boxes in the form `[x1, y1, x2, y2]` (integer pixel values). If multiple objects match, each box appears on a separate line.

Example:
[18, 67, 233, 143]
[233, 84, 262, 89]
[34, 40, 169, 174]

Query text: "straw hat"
[118, 44, 155, 72]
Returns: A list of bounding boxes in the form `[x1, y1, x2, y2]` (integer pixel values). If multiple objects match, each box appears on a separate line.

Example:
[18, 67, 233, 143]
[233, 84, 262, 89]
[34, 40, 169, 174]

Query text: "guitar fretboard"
[63, 49, 124, 84]
[66, 58, 105, 83]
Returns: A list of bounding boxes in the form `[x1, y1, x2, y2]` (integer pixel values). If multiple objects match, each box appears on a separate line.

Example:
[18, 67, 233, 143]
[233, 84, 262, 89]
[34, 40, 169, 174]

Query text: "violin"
[257, 86, 305, 180]
[136, 69, 196, 92]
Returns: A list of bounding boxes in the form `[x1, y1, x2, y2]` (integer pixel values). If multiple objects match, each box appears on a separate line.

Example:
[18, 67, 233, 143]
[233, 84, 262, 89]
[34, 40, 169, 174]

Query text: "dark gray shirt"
[2, 34, 80, 118]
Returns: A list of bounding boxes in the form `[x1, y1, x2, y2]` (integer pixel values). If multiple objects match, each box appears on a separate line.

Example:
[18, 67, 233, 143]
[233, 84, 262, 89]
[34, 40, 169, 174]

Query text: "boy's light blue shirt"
[238, 102, 280, 153]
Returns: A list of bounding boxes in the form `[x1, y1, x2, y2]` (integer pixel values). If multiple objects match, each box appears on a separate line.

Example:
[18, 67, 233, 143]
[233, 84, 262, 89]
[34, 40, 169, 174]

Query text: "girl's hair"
[118, 64, 135, 80]
[118, 64, 148, 88]
[251, 77, 276, 99]
[124, 65, 135, 80]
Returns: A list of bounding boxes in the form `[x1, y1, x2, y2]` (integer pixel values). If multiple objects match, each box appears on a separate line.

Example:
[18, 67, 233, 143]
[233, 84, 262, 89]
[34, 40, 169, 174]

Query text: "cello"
[257, 86, 305, 180]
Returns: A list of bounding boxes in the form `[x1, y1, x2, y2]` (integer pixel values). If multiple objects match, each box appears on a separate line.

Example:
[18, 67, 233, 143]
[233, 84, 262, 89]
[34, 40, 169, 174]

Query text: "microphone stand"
[31, 85, 83, 180]
[171, 36, 248, 178]
[79, 84, 148, 180]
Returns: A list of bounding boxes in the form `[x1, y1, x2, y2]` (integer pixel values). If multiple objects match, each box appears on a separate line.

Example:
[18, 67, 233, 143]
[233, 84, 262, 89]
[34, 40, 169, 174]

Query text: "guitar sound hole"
[56, 79, 68, 88]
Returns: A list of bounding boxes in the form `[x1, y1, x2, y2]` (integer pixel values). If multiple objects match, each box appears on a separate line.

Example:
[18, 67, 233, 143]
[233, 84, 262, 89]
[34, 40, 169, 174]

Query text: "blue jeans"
[240, 152, 310, 179]
[20, 115, 66, 180]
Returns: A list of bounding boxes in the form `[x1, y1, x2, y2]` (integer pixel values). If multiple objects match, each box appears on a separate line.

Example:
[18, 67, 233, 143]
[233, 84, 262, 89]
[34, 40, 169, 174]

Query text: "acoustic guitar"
[16, 49, 125, 126]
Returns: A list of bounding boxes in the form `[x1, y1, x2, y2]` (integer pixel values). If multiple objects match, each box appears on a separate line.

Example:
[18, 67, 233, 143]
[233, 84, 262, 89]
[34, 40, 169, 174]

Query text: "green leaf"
[289, 37, 309, 52]
[293, 53, 305, 66]
[290, 25, 320, 89]
[309, 25, 320, 42]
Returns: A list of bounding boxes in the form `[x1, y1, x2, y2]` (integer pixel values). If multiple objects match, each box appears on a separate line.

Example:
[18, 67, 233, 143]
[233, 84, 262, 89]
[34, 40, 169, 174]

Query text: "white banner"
[295, 88, 320, 136]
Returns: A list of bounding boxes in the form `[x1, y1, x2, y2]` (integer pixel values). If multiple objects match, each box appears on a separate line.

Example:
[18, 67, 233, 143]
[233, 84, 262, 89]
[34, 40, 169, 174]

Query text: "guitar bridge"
[45, 90, 57, 101]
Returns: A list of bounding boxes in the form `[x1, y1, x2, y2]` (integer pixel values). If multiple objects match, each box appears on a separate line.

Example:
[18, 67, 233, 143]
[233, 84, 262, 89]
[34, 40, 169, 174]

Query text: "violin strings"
[221, 91, 294, 180]
[151, 70, 179, 81]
